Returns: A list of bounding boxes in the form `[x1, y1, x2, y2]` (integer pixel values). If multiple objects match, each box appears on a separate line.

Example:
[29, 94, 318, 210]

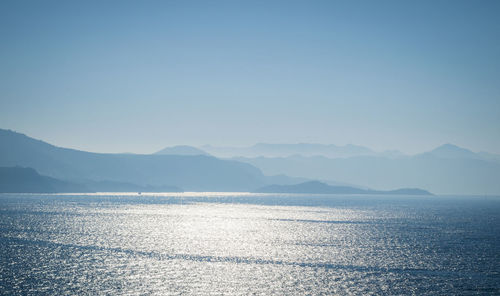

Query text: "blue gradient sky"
[1, 0, 499, 154]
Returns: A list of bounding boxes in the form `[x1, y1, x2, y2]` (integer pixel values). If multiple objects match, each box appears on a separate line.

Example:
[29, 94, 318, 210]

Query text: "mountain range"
[153, 142, 500, 195]
[0, 129, 267, 191]
[201, 143, 377, 158]
[155, 145, 210, 156]
[233, 144, 500, 195]
[0, 166, 182, 193]
[3, 128, 498, 194]
[255, 181, 432, 195]
[0, 166, 88, 193]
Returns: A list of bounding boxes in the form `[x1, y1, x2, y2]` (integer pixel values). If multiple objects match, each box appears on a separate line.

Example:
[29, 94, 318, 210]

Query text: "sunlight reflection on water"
[1, 193, 499, 295]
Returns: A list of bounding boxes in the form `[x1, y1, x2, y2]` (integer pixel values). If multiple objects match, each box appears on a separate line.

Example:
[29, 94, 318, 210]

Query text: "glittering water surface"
[1, 193, 499, 295]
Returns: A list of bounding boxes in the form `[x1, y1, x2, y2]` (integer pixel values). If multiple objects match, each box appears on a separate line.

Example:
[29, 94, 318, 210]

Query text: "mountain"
[82, 180, 181, 192]
[3, 129, 497, 195]
[426, 144, 479, 159]
[255, 181, 432, 195]
[0, 166, 88, 193]
[235, 144, 500, 195]
[155, 145, 209, 156]
[201, 143, 376, 158]
[0, 166, 181, 193]
[0, 129, 267, 191]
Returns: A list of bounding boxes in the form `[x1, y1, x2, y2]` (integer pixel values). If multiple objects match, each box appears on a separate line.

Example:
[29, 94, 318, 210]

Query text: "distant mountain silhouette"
[82, 180, 181, 192]
[255, 181, 432, 195]
[155, 145, 209, 156]
[426, 143, 479, 159]
[202, 143, 376, 158]
[0, 166, 182, 193]
[0, 129, 267, 191]
[236, 144, 500, 195]
[0, 166, 88, 193]
[3, 128, 498, 195]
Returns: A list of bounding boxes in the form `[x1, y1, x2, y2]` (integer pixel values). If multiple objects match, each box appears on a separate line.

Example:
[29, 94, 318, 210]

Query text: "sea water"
[1, 193, 499, 295]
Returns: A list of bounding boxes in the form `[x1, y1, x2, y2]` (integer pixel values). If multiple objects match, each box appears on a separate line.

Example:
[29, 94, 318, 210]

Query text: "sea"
[1, 192, 499, 295]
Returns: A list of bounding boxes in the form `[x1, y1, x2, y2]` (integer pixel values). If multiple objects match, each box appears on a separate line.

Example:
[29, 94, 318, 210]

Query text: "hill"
[0, 129, 266, 191]
[0, 166, 182, 193]
[0, 166, 88, 193]
[202, 143, 375, 158]
[236, 145, 500, 195]
[154, 145, 209, 156]
[255, 181, 432, 195]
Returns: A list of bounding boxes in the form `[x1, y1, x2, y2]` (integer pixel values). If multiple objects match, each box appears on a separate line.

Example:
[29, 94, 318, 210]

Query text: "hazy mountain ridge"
[3, 128, 489, 194]
[201, 143, 378, 158]
[235, 145, 500, 195]
[0, 129, 267, 191]
[255, 181, 432, 195]
[0, 166, 88, 193]
[0, 166, 183, 193]
[155, 145, 210, 156]
[425, 143, 482, 159]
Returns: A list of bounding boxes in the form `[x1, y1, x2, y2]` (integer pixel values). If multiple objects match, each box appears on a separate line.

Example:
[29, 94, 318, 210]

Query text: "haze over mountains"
[255, 181, 431, 196]
[0, 129, 325, 193]
[155, 145, 210, 156]
[0, 129, 266, 192]
[158, 142, 500, 195]
[232, 144, 500, 195]
[201, 143, 378, 158]
[0, 166, 88, 193]
[2, 128, 499, 195]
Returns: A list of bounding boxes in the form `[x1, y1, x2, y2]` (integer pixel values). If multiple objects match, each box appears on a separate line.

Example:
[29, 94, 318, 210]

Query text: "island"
[254, 181, 432, 195]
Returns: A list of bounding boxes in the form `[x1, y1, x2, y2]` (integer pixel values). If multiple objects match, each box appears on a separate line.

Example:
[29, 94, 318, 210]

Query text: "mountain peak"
[154, 145, 209, 156]
[254, 180, 432, 195]
[428, 143, 477, 159]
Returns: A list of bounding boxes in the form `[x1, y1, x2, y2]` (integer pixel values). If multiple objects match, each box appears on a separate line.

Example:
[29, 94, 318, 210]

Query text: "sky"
[1, 0, 499, 154]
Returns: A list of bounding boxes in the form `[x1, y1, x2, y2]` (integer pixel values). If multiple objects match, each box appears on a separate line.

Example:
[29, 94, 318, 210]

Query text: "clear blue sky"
[1, 0, 499, 154]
